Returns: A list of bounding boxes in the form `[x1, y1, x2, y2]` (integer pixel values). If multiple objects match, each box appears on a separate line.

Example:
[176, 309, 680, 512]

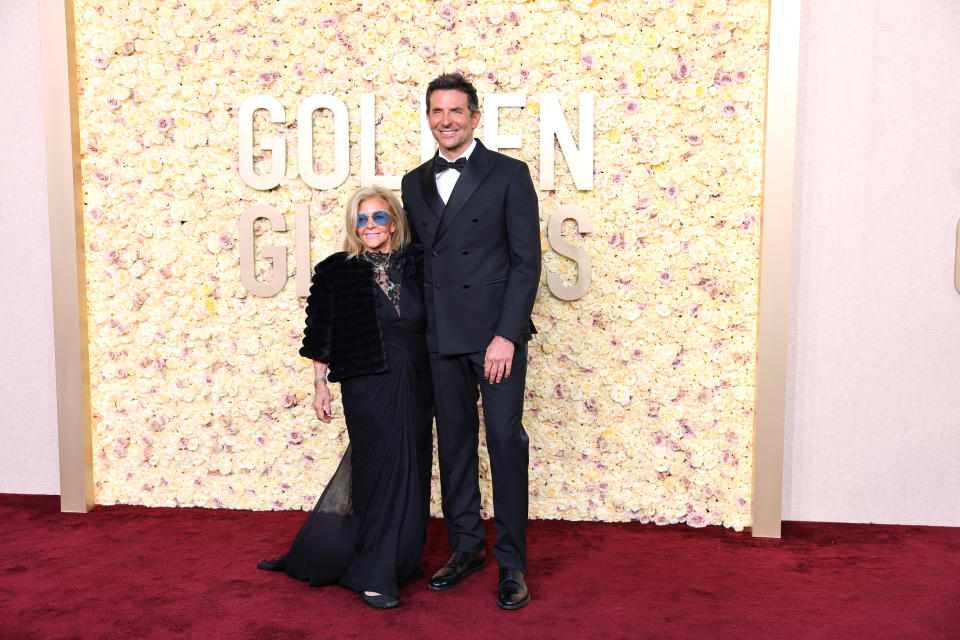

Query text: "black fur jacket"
[299, 246, 422, 382]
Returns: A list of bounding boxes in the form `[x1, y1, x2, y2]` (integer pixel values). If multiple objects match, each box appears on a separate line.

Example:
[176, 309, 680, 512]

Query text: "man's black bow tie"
[434, 156, 467, 174]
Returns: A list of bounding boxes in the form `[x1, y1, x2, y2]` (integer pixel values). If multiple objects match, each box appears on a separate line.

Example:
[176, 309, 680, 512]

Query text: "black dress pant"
[429, 342, 529, 571]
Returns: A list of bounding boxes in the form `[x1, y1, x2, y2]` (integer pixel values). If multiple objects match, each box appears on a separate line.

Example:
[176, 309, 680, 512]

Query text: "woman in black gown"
[258, 186, 433, 610]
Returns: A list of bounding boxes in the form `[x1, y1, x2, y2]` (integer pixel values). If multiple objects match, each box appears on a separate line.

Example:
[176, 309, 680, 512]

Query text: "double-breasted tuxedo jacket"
[400, 140, 540, 356]
[401, 139, 540, 571]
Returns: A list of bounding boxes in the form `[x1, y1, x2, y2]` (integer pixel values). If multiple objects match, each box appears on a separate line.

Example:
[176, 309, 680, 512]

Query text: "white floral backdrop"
[76, 0, 768, 530]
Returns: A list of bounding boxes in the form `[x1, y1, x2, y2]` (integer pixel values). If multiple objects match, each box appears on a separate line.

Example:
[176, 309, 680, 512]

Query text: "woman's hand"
[314, 381, 333, 422]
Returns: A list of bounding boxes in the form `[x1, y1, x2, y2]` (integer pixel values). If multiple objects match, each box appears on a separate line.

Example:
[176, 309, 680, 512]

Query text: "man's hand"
[313, 382, 333, 423]
[484, 335, 515, 384]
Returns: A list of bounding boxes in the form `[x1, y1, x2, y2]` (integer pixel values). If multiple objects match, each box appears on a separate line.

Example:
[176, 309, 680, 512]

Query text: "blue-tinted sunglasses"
[356, 210, 390, 228]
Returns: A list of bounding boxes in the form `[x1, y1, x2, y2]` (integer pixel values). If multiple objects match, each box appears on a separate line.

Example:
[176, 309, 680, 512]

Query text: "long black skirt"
[266, 334, 433, 597]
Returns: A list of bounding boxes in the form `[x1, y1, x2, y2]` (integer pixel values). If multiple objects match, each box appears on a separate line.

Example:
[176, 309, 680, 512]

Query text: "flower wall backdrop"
[75, 0, 769, 530]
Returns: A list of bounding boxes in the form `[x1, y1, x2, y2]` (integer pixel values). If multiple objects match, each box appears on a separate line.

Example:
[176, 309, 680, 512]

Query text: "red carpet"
[1, 494, 958, 639]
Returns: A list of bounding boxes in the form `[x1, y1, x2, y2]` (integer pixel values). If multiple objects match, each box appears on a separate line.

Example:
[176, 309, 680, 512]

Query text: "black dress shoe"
[256, 556, 286, 571]
[428, 550, 486, 591]
[360, 592, 399, 610]
[496, 568, 530, 610]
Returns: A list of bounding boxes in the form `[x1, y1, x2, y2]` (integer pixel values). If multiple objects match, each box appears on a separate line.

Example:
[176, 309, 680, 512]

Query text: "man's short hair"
[425, 73, 480, 113]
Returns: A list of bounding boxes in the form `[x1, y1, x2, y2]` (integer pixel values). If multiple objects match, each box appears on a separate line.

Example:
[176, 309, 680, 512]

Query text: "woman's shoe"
[360, 592, 399, 610]
[256, 556, 286, 571]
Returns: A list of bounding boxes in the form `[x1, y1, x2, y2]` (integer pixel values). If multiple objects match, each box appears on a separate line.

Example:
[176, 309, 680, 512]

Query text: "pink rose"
[92, 170, 110, 185]
[280, 393, 296, 408]
[616, 80, 629, 94]
[438, 3, 456, 21]
[664, 184, 679, 200]
[635, 196, 652, 210]
[319, 16, 337, 28]
[87, 207, 104, 222]
[156, 115, 174, 132]
[255, 435, 266, 446]
[92, 55, 109, 69]
[687, 512, 709, 528]
[257, 71, 275, 85]
[418, 43, 435, 57]
[653, 514, 669, 526]
[484, 69, 498, 84]
[676, 60, 691, 79]
[721, 101, 737, 118]
[218, 234, 235, 250]
[735, 70, 748, 83]
[580, 53, 595, 68]
[121, 41, 135, 55]
[288, 430, 303, 445]
[507, 10, 519, 23]
[686, 133, 702, 145]
[104, 96, 120, 110]
[624, 100, 640, 115]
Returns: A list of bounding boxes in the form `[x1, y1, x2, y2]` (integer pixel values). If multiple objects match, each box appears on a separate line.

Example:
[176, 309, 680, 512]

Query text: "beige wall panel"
[0, 0, 61, 494]
[12, 0, 960, 527]
[784, 0, 960, 525]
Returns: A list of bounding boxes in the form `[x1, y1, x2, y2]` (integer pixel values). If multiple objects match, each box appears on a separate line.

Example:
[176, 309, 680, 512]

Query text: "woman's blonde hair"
[341, 186, 410, 258]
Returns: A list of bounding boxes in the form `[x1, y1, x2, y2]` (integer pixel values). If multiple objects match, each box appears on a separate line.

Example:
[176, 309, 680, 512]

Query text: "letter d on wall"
[547, 205, 592, 301]
[239, 204, 287, 297]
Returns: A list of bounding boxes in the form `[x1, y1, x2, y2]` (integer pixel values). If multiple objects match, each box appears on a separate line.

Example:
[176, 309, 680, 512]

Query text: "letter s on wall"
[546, 204, 592, 301]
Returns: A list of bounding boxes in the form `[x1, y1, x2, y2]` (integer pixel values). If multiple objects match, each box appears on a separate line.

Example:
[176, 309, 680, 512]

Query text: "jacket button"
[436, 284, 441, 290]
[432, 250, 438, 257]
[421, 221, 427, 226]
[463, 284, 470, 289]
[472, 217, 479, 223]
[461, 250, 469, 255]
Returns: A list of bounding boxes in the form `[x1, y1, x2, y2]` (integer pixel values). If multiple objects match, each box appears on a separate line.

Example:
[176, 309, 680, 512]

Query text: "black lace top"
[362, 251, 401, 315]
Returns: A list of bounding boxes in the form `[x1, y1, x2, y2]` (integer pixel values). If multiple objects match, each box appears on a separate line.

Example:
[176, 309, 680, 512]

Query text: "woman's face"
[356, 197, 396, 253]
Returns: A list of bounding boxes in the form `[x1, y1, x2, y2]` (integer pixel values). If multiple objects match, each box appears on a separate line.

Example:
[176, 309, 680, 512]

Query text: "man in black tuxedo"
[400, 73, 540, 610]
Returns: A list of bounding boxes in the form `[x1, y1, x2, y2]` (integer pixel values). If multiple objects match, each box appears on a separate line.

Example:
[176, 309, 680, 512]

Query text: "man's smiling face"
[427, 89, 481, 159]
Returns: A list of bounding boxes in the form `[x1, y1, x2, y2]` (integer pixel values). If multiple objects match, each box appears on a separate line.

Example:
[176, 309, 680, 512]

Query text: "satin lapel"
[419, 159, 444, 219]
[435, 142, 495, 243]
[417, 159, 444, 248]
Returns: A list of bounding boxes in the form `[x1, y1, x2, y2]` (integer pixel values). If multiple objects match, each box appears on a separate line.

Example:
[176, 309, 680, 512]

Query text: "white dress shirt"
[435, 139, 476, 205]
